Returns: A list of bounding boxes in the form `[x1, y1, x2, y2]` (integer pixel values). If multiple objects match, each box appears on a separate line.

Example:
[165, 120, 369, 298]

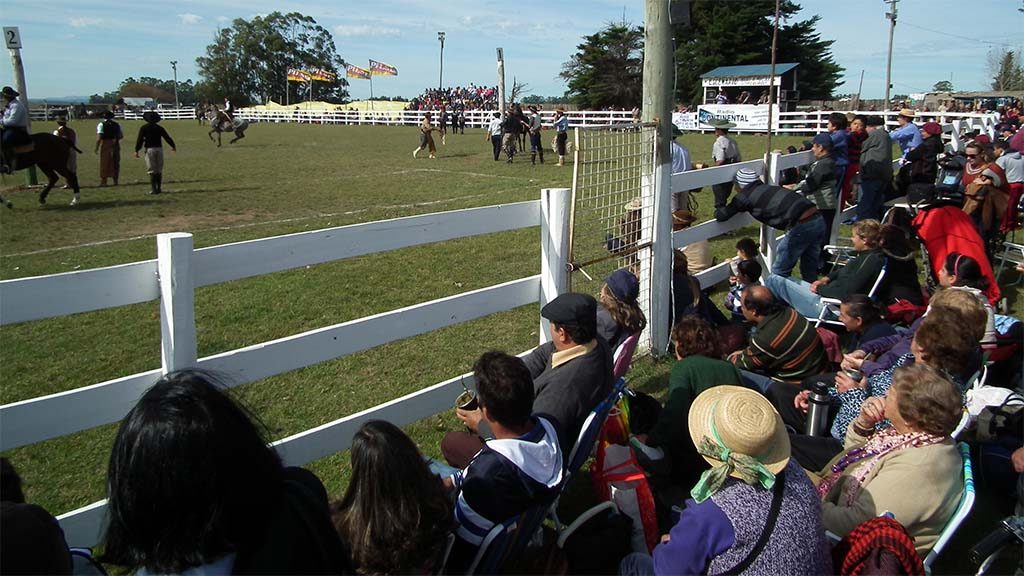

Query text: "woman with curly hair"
[332, 420, 453, 575]
[597, 268, 647, 351]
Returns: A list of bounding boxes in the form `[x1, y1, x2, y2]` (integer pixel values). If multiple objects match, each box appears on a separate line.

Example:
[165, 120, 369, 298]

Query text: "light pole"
[437, 31, 445, 90]
[883, 0, 898, 109]
[170, 60, 180, 109]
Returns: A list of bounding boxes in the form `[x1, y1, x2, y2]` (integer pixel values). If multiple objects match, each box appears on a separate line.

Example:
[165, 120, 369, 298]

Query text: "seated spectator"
[724, 259, 762, 322]
[100, 370, 352, 574]
[672, 250, 728, 328]
[962, 142, 1010, 236]
[443, 352, 563, 571]
[597, 269, 647, 351]
[897, 121, 943, 195]
[442, 293, 612, 468]
[876, 224, 924, 306]
[937, 252, 997, 346]
[843, 285, 988, 379]
[786, 314, 976, 471]
[619, 386, 831, 576]
[815, 364, 964, 556]
[728, 286, 829, 393]
[638, 317, 744, 499]
[715, 169, 826, 281]
[764, 220, 884, 319]
[838, 294, 896, 353]
[1, 458, 73, 575]
[331, 421, 453, 575]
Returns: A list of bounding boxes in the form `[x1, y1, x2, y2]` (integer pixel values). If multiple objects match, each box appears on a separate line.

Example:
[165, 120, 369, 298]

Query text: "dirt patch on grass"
[131, 208, 268, 237]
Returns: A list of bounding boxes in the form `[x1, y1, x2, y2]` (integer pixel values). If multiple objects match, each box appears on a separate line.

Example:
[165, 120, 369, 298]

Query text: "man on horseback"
[0, 86, 31, 174]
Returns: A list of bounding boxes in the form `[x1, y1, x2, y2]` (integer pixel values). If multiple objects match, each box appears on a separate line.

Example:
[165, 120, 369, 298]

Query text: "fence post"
[761, 151, 784, 273]
[539, 188, 571, 345]
[157, 233, 197, 373]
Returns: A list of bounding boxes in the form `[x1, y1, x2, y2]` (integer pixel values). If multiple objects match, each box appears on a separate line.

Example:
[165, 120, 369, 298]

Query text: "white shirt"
[712, 135, 740, 164]
[487, 117, 503, 137]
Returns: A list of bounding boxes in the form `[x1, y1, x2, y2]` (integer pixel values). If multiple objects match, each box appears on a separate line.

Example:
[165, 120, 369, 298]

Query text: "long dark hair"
[101, 370, 284, 573]
[331, 421, 453, 574]
[944, 252, 990, 291]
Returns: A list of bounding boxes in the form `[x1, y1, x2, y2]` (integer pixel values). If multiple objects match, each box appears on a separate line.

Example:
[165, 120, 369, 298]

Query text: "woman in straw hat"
[814, 364, 964, 556]
[620, 386, 830, 576]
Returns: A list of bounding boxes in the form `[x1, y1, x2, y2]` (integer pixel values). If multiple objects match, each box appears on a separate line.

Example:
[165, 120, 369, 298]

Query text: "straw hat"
[897, 108, 916, 118]
[688, 385, 790, 478]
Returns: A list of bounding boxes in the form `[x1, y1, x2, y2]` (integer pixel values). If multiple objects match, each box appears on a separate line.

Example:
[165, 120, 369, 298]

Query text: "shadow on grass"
[44, 198, 164, 211]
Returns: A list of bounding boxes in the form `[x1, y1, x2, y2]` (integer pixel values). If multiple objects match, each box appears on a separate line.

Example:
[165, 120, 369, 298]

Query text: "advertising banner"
[696, 104, 778, 131]
[310, 69, 337, 82]
[345, 64, 371, 80]
[287, 68, 311, 82]
[369, 59, 398, 76]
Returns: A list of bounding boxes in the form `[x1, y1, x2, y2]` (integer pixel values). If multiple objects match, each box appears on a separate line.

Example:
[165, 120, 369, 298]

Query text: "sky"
[1, 0, 1022, 102]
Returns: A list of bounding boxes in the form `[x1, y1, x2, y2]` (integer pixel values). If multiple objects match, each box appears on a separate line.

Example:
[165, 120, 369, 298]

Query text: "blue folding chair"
[465, 502, 552, 575]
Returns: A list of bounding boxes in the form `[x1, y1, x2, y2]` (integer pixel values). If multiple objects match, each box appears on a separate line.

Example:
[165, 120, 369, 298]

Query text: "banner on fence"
[346, 64, 371, 80]
[672, 112, 699, 131]
[369, 59, 398, 76]
[696, 104, 778, 131]
[287, 68, 311, 82]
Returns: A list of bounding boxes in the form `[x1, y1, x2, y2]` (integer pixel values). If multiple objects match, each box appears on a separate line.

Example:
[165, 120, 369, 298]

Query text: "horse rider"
[1, 86, 31, 174]
[223, 98, 234, 121]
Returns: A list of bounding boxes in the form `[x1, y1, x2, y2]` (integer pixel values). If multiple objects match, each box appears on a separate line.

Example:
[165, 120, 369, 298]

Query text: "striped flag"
[287, 68, 311, 82]
[310, 69, 337, 82]
[345, 64, 371, 80]
[369, 60, 398, 76]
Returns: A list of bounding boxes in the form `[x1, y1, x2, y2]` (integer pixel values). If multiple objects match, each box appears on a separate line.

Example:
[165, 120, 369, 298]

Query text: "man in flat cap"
[441, 293, 614, 468]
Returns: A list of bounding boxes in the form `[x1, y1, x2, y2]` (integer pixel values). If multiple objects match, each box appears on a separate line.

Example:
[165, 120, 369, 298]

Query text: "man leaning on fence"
[715, 168, 826, 282]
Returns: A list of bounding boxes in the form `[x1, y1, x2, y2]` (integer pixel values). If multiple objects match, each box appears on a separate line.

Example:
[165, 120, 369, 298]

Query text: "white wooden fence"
[0, 113, 965, 546]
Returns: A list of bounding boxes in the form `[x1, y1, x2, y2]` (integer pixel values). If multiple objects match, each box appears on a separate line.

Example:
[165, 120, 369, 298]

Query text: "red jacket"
[912, 205, 1000, 304]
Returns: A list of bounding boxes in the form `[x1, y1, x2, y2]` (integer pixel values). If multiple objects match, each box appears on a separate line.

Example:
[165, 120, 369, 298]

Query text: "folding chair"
[994, 241, 1024, 286]
[613, 333, 641, 380]
[549, 378, 628, 540]
[813, 258, 888, 328]
[922, 443, 975, 574]
[465, 503, 551, 575]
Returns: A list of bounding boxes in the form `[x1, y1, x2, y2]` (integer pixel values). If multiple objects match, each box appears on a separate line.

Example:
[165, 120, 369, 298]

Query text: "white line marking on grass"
[2, 187, 536, 258]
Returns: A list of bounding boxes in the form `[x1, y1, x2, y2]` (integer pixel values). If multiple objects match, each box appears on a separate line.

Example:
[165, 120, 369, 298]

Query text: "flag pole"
[368, 60, 374, 111]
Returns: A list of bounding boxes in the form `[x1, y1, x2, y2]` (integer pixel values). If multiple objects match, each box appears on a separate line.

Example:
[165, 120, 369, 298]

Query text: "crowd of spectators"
[405, 84, 499, 112]
[3, 109, 1024, 575]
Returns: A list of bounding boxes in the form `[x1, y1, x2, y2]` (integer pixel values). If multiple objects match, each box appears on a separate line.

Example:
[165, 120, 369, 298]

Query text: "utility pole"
[855, 69, 865, 110]
[884, 0, 899, 109]
[496, 48, 506, 120]
[170, 60, 179, 110]
[765, 0, 781, 157]
[437, 31, 446, 90]
[642, 0, 673, 356]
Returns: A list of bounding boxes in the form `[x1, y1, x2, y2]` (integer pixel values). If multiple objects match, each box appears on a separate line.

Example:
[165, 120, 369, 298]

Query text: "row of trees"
[560, 0, 843, 109]
[90, 77, 203, 105]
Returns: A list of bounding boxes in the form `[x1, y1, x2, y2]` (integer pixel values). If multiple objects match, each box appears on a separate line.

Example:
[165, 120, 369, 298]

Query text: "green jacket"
[818, 249, 884, 299]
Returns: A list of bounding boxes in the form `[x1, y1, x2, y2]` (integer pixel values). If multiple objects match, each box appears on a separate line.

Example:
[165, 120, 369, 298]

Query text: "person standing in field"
[134, 111, 176, 195]
[709, 118, 741, 210]
[528, 106, 545, 165]
[413, 112, 438, 159]
[53, 113, 79, 189]
[486, 112, 503, 161]
[95, 110, 123, 186]
[552, 107, 569, 166]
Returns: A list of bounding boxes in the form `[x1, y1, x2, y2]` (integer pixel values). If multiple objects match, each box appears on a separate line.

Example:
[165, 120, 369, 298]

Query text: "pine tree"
[560, 24, 644, 109]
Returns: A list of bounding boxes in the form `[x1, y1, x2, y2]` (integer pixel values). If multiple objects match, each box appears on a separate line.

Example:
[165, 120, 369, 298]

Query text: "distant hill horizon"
[27, 96, 92, 105]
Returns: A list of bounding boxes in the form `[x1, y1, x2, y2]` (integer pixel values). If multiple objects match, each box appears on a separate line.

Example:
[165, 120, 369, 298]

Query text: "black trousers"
[766, 374, 845, 472]
[490, 134, 501, 161]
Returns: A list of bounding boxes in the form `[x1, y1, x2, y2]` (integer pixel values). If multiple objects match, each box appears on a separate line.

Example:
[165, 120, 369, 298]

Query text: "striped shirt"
[731, 307, 829, 382]
[715, 182, 816, 230]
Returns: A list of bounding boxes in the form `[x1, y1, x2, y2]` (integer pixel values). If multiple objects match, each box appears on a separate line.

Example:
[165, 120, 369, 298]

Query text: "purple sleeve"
[860, 322, 918, 376]
[653, 499, 734, 576]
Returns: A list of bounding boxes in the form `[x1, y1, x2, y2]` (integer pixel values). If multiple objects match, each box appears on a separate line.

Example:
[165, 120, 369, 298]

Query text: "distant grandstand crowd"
[405, 84, 499, 112]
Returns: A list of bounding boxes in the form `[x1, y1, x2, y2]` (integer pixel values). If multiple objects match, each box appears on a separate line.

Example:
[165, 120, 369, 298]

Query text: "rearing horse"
[205, 109, 249, 147]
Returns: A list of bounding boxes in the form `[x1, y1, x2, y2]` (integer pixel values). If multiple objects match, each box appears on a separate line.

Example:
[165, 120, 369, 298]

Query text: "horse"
[0, 131, 81, 206]
[205, 110, 249, 147]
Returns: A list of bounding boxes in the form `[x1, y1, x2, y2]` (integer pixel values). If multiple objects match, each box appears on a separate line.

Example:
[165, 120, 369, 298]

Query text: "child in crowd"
[724, 259, 763, 322]
[726, 238, 761, 320]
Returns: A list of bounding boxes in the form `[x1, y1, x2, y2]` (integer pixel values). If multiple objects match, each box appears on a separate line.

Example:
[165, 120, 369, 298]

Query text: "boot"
[156, 173, 163, 194]
[531, 152, 536, 165]
[148, 174, 159, 195]
[539, 150, 545, 164]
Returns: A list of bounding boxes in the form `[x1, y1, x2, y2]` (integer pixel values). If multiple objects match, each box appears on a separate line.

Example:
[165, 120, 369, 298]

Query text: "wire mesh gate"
[567, 123, 658, 352]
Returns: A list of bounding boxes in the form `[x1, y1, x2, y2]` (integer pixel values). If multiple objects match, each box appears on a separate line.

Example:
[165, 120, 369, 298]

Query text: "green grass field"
[1, 120, 1019, 549]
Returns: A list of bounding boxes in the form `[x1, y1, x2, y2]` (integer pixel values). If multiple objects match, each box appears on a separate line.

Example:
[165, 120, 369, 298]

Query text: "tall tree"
[560, 23, 643, 109]
[196, 12, 349, 105]
[672, 0, 842, 103]
[932, 80, 954, 92]
[988, 49, 1024, 91]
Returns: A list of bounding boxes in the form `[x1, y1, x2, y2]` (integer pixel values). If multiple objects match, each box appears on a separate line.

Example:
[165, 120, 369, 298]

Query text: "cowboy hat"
[897, 108, 916, 118]
[142, 111, 162, 123]
[102, 110, 115, 119]
[688, 385, 790, 478]
[1, 86, 19, 99]
[707, 118, 736, 130]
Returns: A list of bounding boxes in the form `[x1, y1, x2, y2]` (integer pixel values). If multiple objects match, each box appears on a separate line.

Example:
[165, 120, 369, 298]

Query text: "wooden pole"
[496, 48, 506, 119]
[642, 0, 673, 356]
[8, 42, 37, 184]
[764, 0, 781, 160]
[884, 0, 899, 109]
[855, 69, 865, 110]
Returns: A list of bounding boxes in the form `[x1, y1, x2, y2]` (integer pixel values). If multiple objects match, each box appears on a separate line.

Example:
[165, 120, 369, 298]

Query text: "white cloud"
[178, 13, 204, 25]
[70, 17, 103, 28]
[334, 24, 401, 38]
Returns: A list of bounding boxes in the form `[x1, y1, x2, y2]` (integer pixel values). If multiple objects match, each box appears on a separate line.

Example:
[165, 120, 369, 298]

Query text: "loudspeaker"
[670, 0, 692, 26]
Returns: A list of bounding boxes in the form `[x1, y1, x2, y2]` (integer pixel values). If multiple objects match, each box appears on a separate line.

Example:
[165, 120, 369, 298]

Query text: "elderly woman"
[597, 268, 646, 351]
[815, 364, 964, 555]
[621, 386, 831, 576]
[783, 313, 977, 472]
[764, 219, 884, 319]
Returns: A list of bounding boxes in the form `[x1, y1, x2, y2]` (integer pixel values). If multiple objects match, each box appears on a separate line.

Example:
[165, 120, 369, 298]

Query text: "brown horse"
[1, 132, 81, 206]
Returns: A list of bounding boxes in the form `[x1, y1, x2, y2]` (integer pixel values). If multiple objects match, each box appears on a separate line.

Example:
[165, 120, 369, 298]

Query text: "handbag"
[590, 443, 660, 554]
